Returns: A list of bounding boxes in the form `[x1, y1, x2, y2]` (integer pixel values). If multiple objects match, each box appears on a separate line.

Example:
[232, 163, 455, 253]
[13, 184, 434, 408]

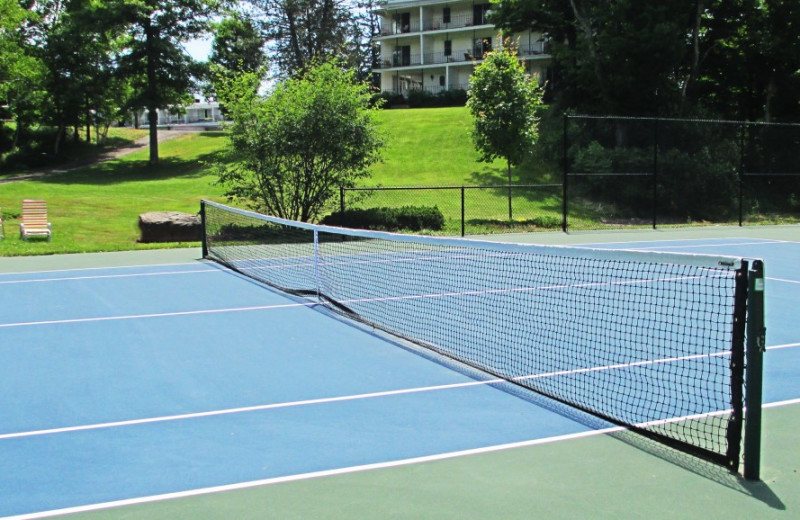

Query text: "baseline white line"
[769, 277, 800, 285]
[0, 269, 218, 285]
[0, 380, 492, 441]
[6, 396, 800, 520]
[0, 268, 729, 328]
[0, 427, 625, 520]
[0, 261, 202, 278]
[9, 341, 796, 440]
[0, 302, 313, 329]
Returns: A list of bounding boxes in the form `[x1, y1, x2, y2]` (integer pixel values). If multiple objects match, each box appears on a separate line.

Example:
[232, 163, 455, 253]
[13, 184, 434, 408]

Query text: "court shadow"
[604, 429, 785, 510]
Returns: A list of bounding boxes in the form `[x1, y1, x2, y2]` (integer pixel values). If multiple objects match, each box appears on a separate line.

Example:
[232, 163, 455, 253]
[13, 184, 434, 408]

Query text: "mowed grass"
[0, 107, 562, 256]
[0, 132, 228, 256]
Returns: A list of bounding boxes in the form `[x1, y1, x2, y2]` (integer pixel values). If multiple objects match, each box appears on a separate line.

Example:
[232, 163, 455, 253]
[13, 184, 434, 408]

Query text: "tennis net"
[200, 200, 764, 476]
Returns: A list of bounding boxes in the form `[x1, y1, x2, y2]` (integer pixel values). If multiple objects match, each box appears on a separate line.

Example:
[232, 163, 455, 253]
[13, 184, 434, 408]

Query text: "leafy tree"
[490, 0, 800, 121]
[0, 0, 46, 151]
[216, 60, 384, 221]
[209, 13, 268, 77]
[251, 0, 358, 78]
[467, 44, 542, 218]
[91, 0, 217, 165]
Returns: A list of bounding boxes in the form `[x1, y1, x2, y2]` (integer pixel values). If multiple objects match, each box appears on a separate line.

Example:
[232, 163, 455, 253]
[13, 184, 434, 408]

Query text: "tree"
[252, 0, 358, 78]
[209, 13, 268, 76]
[0, 0, 46, 151]
[489, 0, 800, 121]
[467, 43, 542, 219]
[215, 60, 384, 222]
[91, 0, 217, 165]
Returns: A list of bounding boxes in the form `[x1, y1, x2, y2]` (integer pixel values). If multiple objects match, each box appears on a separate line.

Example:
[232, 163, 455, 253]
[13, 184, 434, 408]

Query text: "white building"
[132, 98, 224, 128]
[373, 0, 551, 95]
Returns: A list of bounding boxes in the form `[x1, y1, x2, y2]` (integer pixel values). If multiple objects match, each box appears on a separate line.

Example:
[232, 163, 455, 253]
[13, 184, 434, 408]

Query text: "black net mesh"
[203, 200, 749, 470]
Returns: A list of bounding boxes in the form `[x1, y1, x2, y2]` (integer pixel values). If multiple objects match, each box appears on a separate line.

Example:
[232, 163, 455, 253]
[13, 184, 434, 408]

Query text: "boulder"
[138, 211, 201, 243]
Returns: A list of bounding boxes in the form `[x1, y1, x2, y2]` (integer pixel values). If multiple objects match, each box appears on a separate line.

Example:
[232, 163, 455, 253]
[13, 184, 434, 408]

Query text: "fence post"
[739, 123, 746, 226]
[461, 186, 465, 237]
[562, 113, 569, 232]
[340, 186, 345, 214]
[652, 117, 659, 229]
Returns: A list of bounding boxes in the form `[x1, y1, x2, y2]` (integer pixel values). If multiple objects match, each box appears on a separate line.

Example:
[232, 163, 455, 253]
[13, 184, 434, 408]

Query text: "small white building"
[132, 98, 224, 127]
[373, 0, 551, 95]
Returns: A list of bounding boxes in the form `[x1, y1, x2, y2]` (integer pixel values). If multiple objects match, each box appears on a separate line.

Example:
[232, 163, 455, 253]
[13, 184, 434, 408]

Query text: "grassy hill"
[0, 107, 560, 256]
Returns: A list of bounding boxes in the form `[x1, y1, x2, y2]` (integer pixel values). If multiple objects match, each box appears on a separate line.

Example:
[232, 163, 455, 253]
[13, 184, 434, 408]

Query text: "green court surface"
[2, 224, 798, 520]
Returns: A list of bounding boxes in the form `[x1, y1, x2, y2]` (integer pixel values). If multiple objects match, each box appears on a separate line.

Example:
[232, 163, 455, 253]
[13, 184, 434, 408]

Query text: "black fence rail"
[337, 116, 800, 235]
[563, 115, 800, 229]
[340, 185, 562, 236]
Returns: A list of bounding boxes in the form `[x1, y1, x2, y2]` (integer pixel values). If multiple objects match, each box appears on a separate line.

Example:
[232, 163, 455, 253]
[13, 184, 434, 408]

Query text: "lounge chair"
[20, 199, 52, 241]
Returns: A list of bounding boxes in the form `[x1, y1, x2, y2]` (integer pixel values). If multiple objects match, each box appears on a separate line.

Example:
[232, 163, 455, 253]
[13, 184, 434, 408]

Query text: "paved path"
[0, 130, 190, 184]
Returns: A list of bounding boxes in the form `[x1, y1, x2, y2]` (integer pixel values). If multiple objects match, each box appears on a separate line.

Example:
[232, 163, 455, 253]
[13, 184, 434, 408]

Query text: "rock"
[138, 211, 201, 243]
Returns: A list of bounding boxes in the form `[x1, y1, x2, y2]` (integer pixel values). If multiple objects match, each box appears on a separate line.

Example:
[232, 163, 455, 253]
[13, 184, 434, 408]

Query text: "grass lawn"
[0, 132, 228, 256]
[0, 107, 564, 257]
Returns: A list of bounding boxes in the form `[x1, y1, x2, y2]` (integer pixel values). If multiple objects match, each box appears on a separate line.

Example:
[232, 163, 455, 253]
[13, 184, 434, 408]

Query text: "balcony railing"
[376, 42, 548, 69]
[379, 13, 496, 36]
[374, 53, 423, 69]
[379, 20, 421, 36]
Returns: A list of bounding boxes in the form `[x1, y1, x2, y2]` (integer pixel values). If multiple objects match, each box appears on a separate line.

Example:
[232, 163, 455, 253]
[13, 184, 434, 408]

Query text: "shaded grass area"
[0, 132, 227, 256]
[1, 126, 149, 174]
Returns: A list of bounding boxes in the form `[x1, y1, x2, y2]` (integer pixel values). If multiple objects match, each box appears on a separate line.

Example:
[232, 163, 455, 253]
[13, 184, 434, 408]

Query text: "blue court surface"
[1, 228, 799, 519]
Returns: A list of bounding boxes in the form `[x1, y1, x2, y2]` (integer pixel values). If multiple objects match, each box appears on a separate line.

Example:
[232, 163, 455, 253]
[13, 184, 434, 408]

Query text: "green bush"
[322, 206, 445, 231]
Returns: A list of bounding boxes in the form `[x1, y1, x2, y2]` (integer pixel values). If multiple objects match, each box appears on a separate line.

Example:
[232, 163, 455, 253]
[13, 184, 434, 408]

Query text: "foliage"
[215, 60, 384, 222]
[490, 0, 800, 121]
[209, 14, 268, 76]
[321, 206, 445, 231]
[250, 0, 356, 79]
[467, 44, 543, 183]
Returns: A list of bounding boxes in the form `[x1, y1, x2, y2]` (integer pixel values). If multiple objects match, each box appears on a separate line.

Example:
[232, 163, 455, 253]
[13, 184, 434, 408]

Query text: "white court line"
[0, 302, 314, 329]
[4, 395, 800, 520]
[0, 270, 728, 329]
[0, 261, 202, 278]
[0, 426, 626, 520]
[3, 342, 796, 441]
[0, 268, 217, 285]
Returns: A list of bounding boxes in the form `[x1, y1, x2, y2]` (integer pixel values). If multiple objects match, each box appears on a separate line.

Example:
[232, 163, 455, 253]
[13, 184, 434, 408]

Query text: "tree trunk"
[145, 16, 159, 165]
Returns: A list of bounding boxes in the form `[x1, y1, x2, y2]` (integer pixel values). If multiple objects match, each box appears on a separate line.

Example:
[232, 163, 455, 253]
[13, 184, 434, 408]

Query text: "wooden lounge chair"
[20, 199, 52, 241]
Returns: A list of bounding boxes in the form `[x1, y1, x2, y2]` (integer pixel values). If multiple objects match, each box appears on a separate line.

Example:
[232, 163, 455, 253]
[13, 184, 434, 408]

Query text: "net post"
[744, 259, 766, 480]
[200, 200, 208, 259]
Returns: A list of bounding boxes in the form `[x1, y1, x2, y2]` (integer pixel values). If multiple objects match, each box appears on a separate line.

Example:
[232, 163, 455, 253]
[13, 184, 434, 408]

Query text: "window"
[473, 37, 492, 58]
[473, 4, 491, 25]
[442, 7, 451, 24]
[393, 46, 411, 66]
[439, 76, 446, 87]
[444, 40, 452, 57]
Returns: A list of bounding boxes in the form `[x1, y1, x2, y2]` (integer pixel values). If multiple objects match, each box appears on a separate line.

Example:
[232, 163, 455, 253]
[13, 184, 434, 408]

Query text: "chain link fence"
[563, 115, 800, 229]
[336, 116, 800, 235]
[340, 185, 562, 236]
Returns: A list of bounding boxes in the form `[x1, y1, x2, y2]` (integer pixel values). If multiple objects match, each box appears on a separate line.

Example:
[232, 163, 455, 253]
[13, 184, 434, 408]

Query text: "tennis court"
[1, 219, 798, 520]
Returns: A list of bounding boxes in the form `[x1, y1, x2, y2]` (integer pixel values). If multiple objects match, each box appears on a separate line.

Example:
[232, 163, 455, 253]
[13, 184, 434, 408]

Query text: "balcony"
[376, 42, 548, 70]
[379, 13, 492, 37]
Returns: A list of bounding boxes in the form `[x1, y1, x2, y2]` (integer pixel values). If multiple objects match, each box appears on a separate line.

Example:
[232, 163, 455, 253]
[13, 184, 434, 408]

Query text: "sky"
[185, 37, 213, 62]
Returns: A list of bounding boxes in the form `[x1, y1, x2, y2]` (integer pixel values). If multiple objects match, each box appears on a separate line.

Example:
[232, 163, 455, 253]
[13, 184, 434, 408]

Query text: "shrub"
[321, 206, 445, 231]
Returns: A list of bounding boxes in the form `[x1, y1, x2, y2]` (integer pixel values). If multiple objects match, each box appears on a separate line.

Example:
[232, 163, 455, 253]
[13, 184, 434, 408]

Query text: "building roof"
[375, 0, 458, 11]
